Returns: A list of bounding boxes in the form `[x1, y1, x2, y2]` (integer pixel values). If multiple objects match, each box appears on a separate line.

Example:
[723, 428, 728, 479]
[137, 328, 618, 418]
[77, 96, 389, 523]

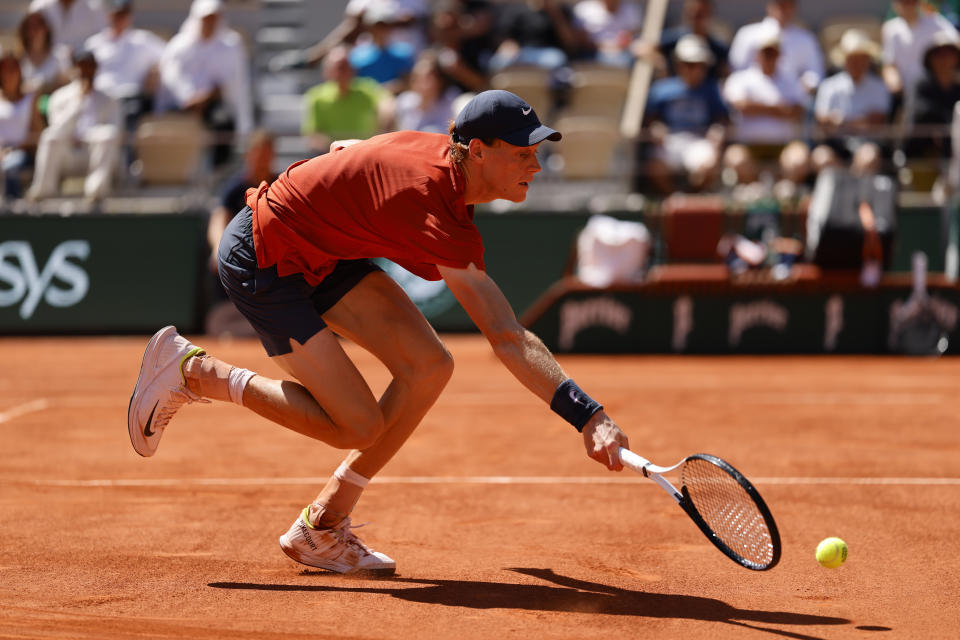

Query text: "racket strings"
[681, 458, 775, 567]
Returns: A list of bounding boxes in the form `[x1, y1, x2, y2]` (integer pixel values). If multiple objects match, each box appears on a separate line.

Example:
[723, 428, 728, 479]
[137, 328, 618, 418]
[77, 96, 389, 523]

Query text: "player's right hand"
[582, 411, 629, 471]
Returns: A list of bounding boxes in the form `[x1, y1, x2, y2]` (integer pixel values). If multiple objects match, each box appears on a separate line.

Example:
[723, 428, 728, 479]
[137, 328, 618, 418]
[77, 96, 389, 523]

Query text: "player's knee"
[417, 342, 455, 387]
[339, 410, 386, 449]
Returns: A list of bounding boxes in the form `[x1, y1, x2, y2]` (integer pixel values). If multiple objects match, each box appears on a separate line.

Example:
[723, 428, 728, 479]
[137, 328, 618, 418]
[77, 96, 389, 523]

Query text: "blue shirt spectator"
[349, 40, 415, 85]
[647, 75, 727, 134]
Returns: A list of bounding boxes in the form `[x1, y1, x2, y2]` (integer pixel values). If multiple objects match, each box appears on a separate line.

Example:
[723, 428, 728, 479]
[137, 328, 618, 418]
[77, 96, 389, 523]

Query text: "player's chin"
[506, 182, 530, 202]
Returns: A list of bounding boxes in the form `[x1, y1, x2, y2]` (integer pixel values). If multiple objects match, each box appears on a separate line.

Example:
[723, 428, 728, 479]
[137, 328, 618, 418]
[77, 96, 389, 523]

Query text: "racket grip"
[618, 448, 652, 474]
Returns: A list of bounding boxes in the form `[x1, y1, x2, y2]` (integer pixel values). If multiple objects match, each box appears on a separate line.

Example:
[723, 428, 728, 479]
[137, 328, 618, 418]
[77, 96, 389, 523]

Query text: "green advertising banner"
[524, 279, 960, 354]
[0, 213, 206, 333]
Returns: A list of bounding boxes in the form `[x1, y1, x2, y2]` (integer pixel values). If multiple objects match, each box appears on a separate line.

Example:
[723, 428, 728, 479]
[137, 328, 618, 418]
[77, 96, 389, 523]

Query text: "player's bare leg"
[277, 271, 454, 526]
[181, 330, 385, 450]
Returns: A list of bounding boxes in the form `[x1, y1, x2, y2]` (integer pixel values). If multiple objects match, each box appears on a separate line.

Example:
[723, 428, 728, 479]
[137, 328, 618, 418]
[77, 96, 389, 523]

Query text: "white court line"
[18, 476, 960, 488]
[0, 399, 49, 425]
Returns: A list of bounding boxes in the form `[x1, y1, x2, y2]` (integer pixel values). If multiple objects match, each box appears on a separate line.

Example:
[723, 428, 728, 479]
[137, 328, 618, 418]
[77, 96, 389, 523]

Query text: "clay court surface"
[2, 334, 959, 639]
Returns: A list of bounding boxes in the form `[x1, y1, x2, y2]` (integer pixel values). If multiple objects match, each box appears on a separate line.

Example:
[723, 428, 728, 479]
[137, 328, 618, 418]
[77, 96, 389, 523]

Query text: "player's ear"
[467, 138, 486, 161]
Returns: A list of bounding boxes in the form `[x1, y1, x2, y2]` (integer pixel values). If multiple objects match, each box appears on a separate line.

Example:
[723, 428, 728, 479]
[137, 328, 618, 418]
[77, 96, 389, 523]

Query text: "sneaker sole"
[278, 535, 396, 576]
[127, 325, 177, 457]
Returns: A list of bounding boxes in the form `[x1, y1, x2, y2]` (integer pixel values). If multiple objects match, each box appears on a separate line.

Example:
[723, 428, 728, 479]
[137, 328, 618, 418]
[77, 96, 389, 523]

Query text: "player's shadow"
[210, 567, 855, 640]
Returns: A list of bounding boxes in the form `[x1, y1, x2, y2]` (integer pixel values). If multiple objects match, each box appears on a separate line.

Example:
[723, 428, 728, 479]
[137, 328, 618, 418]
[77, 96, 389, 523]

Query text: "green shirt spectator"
[302, 45, 392, 154]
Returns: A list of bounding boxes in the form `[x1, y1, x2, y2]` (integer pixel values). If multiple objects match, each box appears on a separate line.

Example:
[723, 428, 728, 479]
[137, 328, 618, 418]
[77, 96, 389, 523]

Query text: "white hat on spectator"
[923, 29, 960, 70]
[674, 34, 715, 65]
[830, 29, 881, 67]
[362, 0, 400, 25]
[756, 24, 782, 52]
[191, 0, 223, 18]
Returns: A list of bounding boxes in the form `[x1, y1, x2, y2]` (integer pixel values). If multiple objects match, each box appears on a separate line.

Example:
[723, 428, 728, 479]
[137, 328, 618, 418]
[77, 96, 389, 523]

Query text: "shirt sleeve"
[881, 20, 896, 65]
[722, 73, 745, 104]
[728, 26, 751, 71]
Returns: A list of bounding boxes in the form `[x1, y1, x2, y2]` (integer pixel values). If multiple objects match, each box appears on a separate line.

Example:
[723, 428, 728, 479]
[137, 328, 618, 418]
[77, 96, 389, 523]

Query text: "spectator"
[393, 52, 462, 133]
[654, 0, 729, 80]
[882, 0, 959, 101]
[204, 130, 277, 336]
[84, 0, 165, 127]
[0, 55, 43, 199]
[18, 11, 71, 95]
[302, 45, 394, 154]
[728, 0, 824, 94]
[28, 0, 107, 52]
[642, 34, 728, 195]
[572, 0, 643, 68]
[428, 0, 493, 92]
[815, 29, 891, 160]
[207, 129, 276, 273]
[905, 31, 960, 171]
[775, 139, 815, 200]
[269, 0, 430, 72]
[156, 0, 253, 167]
[488, 0, 594, 73]
[346, 0, 431, 55]
[722, 30, 807, 154]
[26, 47, 121, 203]
[349, 4, 416, 92]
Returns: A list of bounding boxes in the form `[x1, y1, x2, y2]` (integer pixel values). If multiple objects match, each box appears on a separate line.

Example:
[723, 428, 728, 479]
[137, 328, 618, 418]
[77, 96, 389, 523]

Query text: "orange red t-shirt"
[246, 130, 485, 286]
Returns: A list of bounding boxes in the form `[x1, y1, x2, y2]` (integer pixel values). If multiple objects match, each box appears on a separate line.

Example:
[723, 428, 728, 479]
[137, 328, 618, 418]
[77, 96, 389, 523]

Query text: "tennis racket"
[619, 448, 781, 571]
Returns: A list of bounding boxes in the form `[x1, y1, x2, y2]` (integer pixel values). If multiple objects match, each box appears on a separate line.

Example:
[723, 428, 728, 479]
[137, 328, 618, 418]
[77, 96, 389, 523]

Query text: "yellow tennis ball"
[816, 537, 848, 568]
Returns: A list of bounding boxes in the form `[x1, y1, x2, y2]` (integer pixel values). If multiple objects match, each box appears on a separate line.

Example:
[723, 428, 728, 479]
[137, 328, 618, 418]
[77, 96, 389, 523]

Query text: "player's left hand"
[582, 411, 629, 471]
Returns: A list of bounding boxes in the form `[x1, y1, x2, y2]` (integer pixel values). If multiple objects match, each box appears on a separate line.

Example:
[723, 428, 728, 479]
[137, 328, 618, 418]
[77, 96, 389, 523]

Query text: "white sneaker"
[278, 508, 396, 575]
[127, 325, 208, 457]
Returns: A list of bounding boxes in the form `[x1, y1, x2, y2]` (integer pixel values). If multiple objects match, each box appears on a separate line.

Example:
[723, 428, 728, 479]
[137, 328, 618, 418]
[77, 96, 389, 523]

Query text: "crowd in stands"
[0, 0, 958, 220]
[0, 0, 251, 205]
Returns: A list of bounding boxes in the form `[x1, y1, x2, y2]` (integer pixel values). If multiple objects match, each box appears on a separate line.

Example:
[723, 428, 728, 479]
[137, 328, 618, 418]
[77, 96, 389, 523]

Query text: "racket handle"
[618, 448, 652, 474]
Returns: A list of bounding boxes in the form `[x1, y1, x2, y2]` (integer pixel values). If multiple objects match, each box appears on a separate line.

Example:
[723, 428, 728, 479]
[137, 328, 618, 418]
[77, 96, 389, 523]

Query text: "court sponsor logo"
[728, 300, 789, 346]
[559, 297, 632, 350]
[0, 240, 90, 320]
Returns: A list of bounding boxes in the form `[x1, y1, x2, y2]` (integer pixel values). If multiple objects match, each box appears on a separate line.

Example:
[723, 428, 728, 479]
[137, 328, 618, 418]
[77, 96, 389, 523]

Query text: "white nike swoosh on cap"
[522, 107, 532, 115]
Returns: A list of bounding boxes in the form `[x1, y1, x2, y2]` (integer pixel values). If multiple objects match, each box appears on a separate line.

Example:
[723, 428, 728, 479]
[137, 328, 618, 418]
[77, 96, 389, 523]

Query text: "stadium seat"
[132, 113, 208, 186]
[566, 63, 630, 119]
[552, 115, 622, 180]
[490, 66, 554, 118]
[660, 194, 727, 263]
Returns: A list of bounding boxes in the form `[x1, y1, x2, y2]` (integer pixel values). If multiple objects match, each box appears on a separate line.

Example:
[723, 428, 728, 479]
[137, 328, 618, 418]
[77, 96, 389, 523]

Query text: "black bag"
[805, 168, 897, 269]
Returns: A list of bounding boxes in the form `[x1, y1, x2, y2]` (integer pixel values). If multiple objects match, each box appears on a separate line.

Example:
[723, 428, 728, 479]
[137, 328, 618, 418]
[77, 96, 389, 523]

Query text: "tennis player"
[128, 90, 630, 574]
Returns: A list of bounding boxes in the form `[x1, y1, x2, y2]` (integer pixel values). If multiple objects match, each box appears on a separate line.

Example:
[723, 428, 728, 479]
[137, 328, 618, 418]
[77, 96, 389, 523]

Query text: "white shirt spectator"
[882, 10, 959, 94]
[85, 26, 165, 100]
[29, 77, 122, 199]
[815, 70, 891, 124]
[729, 17, 824, 91]
[19, 46, 71, 94]
[573, 0, 643, 49]
[0, 93, 37, 148]
[46, 79, 120, 138]
[723, 66, 807, 143]
[156, 1, 252, 136]
[29, 0, 108, 52]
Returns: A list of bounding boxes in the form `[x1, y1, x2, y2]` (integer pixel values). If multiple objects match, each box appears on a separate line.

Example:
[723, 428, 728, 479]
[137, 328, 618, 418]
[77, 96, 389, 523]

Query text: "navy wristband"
[550, 379, 602, 433]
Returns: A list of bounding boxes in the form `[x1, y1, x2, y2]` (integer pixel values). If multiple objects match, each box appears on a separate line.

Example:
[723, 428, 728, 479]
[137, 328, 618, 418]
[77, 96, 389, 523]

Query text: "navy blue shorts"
[217, 206, 382, 356]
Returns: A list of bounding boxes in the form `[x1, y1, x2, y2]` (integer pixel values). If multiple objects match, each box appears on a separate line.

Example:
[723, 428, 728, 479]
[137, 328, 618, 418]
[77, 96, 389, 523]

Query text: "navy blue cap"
[453, 90, 561, 147]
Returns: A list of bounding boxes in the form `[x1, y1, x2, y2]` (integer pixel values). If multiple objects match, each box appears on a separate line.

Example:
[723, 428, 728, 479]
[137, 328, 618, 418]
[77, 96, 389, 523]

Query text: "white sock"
[227, 367, 256, 407]
[334, 461, 370, 488]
